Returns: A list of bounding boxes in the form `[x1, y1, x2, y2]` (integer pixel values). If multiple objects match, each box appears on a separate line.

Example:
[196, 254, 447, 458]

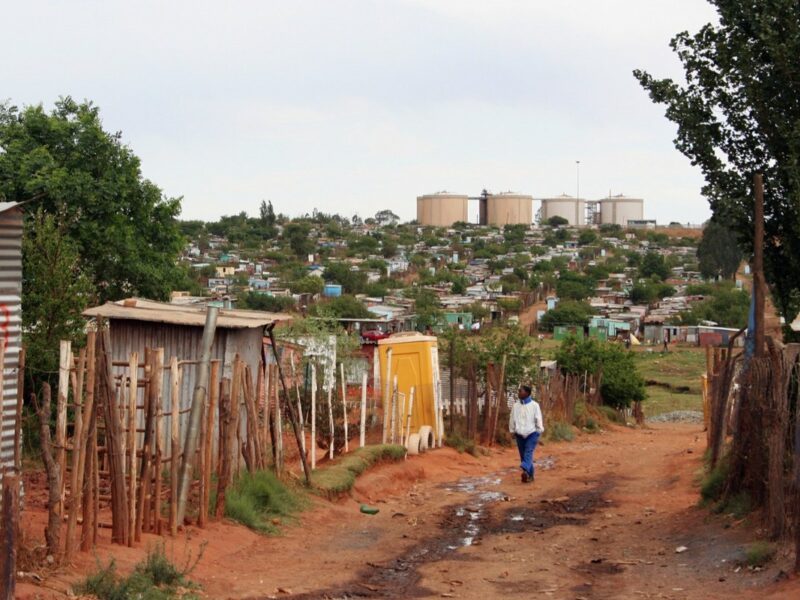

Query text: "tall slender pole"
[360, 371, 367, 448]
[311, 365, 317, 469]
[266, 324, 311, 484]
[176, 306, 218, 526]
[753, 173, 765, 358]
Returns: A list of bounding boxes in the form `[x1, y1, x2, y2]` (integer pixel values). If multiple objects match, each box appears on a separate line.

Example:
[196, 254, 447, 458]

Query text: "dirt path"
[19, 425, 799, 600]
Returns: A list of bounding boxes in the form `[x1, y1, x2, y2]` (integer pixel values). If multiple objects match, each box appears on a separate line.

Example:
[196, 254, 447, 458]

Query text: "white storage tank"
[600, 194, 644, 227]
[416, 193, 469, 227]
[540, 194, 585, 226]
[486, 192, 533, 226]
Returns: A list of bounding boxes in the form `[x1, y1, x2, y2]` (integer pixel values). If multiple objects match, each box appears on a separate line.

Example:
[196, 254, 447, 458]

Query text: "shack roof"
[84, 298, 291, 329]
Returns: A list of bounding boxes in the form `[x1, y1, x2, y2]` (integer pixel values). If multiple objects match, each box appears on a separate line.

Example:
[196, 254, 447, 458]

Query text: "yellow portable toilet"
[378, 333, 443, 449]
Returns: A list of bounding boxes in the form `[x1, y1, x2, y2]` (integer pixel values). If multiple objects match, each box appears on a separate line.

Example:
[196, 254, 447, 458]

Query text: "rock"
[675, 546, 689, 553]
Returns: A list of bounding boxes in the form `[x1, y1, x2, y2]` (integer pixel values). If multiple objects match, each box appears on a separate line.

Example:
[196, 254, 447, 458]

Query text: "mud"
[272, 462, 613, 600]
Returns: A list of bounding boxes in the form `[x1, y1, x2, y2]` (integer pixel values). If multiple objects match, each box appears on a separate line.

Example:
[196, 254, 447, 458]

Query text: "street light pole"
[576, 160, 581, 225]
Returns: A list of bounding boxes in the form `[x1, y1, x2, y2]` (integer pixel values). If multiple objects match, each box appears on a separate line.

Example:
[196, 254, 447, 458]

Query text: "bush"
[445, 431, 478, 456]
[75, 543, 202, 600]
[556, 336, 645, 409]
[539, 301, 594, 332]
[700, 459, 729, 503]
[546, 421, 575, 442]
[743, 541, 776, 567]
[220, 470, 306, 533]
[597, 405, 626, 424]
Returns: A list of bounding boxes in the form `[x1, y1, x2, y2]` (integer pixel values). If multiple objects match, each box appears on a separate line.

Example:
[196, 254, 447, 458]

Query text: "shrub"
[445, 431, 478, 456]
[221, 470, 306, 533]
[75, 543, 202, 600]
[546, 421, 575, 442]
[700, 459, 729, 504]
[743, 541, 776, 567]
[555, 336, 645, 409]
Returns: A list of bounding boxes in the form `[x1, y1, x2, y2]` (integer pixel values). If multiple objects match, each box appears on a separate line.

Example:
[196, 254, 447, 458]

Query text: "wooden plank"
[80, 332, 97, 552]
[360, 372, 367, 448]
[169, 356, 180, 535]
[126, 352, 138, 546]
[200, 360, 219, 527]
[0, 471, 19, 600]
[56, 340, 71, 517]
[64, 348, 86, 559]
[152, 349, 164, 535]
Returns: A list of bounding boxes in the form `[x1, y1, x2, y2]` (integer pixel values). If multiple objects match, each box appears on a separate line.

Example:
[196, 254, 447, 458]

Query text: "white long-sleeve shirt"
[509, 398, 544, 437]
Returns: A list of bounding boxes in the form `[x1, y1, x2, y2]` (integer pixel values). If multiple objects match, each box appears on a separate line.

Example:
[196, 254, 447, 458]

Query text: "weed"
[546, 421, 575, 442]
[597, 405, 626, 424]
[700, 459, 729, 503]
[223, 470, 307, 533]
[75, 543, 201, 600]
[743, 541, 776, 567]
[716, 491, 752, 519]
[444, 431, 478, 456]
[310, 444, 407, 498]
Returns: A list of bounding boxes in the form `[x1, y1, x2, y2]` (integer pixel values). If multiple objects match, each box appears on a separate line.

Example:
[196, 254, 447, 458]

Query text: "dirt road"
[21, 424, 798, 599]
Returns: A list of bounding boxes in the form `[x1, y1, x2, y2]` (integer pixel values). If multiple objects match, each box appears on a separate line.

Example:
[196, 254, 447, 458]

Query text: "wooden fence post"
[0, 470, 19, 600]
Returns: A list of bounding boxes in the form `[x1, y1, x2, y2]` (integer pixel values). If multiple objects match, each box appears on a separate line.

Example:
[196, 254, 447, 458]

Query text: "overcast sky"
[2, 0, 719, 224]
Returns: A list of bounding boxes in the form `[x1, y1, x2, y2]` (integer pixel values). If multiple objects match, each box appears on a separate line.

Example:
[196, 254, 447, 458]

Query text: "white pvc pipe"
[311, 365, 317, 470]
[340, 362, 348, 453]
[360, 371, 367, 448]
[405, 387, 415, 446]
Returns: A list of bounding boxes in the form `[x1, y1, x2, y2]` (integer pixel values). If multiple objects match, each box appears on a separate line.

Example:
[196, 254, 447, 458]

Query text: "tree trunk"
[36, 385, 61, 559]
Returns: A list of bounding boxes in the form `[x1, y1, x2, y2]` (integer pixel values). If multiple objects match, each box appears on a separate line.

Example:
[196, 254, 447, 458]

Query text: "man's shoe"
[521, 472, 529, 483]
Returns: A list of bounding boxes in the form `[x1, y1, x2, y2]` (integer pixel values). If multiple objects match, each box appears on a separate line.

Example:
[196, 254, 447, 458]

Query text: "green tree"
[538, 301, 594, 332]
[697, 221, 742, 280]
[634, 1, 800, 327]
[23, 210, 94, 389]
[407, 288, 442, 330]
[0, 98, 184, 301]
[546, 216, 569, 227]
[639, 251, 669, 281]
[680, 287, 750, 328]
[323, 262, 367, 294]
[284, 222, 314, 258]
[289, 276, 324, 295]
[555, 337, 645, 409]
[311, 295, 372, 319]
[577, 229, 598, 246]
[556, 272, 595, 301]
[238, 292, 295, 312]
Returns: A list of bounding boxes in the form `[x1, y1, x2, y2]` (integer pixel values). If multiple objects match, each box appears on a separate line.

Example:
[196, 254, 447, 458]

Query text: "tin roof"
[84, 298, 292, 329]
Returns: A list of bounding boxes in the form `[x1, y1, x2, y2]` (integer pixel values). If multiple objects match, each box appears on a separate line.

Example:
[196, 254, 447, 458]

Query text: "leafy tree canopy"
[634, 1, 800, 323]
[697, 221, 742, 280]
[539, 300, 594, 332]
[0, 98, 184, 301]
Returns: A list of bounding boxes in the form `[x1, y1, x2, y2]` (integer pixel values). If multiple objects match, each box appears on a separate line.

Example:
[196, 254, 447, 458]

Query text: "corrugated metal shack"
[0, 202, 23, 488]
[83, 298, 292, 445]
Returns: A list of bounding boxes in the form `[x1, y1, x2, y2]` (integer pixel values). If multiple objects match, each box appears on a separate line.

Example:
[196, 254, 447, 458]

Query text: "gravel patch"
[647, 410, 704, 423]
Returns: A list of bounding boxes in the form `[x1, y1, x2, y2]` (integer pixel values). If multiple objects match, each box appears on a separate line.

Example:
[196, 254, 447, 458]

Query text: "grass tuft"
[545, 421, 575, 442]
[597, 405, 626, 424]
[444, 431, 478, 456]
[222, 470, 307, 533]
[75, 543, 202, 600]
[743, 541, 776, 567]
[310, 444, 407, 498]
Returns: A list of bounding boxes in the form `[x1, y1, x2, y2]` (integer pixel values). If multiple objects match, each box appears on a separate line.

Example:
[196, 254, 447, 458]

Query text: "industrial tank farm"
[600, 194, 644, 227]
[540, 194, 586, 226]
[485, 192, 533, 226]
[416, 193, 469, 227]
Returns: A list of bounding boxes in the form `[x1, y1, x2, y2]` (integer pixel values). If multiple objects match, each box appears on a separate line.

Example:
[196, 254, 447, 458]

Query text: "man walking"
[509, 384, 545, 483]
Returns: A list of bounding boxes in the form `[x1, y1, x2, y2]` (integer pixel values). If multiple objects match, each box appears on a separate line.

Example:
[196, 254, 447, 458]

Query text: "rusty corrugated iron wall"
[0, 204, 23, 482]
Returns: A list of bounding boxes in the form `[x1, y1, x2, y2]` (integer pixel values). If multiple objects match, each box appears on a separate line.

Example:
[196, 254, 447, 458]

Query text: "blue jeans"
[515, 432, 540, 478]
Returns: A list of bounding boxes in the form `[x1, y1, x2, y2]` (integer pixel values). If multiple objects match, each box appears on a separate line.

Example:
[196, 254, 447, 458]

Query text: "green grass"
[310, 444, 406, 498]
[597, 405, 627, 424]
[700, 458, 729, 504]
[743, 541, 776, 567]
[75, 543, 202, 600]
[221, 470, 307, 533]
[633, 348, 707, 393]
[545, 421, 575, 442]
[445, 431, 478, 456]
[644, 386, 704, 416]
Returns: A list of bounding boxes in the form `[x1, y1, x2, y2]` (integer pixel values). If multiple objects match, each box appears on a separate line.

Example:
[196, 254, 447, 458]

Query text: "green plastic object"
[360, 504, 379, 515]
